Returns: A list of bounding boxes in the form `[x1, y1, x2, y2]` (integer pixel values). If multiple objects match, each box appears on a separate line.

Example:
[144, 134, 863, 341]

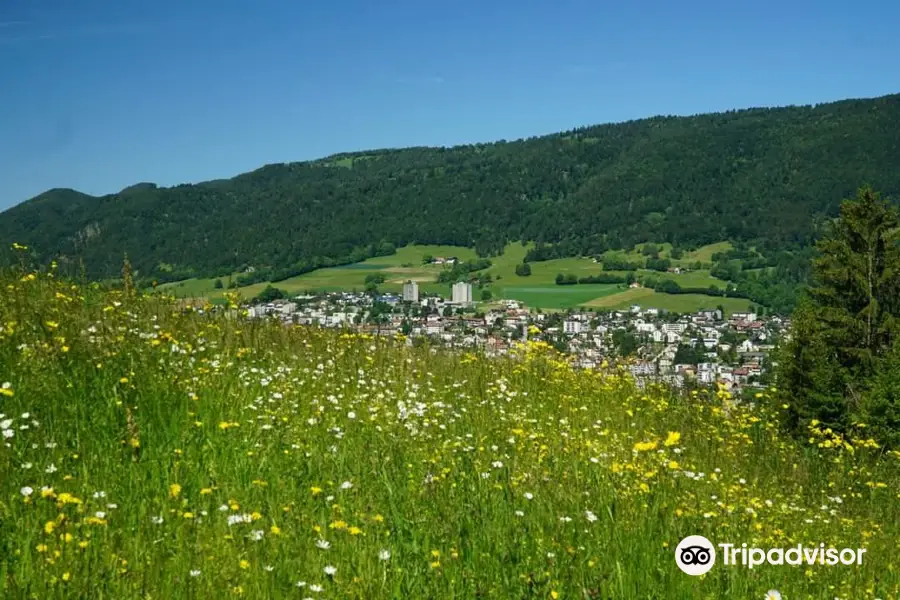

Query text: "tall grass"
[1, 264, 898, 599]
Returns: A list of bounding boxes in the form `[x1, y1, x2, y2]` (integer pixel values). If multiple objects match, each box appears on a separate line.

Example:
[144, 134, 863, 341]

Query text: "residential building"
[402, 280, 419, 302]
[451, 282, 473, 305]
[563, 320, 583, 335]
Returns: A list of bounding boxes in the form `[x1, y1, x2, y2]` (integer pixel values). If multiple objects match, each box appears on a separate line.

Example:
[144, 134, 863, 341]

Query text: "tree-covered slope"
[2, 93, 899, 282]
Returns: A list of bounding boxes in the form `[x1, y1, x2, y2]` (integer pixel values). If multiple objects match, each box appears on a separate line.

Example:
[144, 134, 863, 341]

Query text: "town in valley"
[241, 278, 785, 396]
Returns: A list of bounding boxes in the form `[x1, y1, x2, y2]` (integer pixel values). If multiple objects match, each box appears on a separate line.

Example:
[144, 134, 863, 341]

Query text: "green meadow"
[583, 288, 752, 316]
[499, 285, 622, 310]
[158, 242, 737, 312]
[2, 268, 897, 599]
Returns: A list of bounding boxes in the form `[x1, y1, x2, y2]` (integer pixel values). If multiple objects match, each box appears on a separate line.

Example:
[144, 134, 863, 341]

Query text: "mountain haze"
[2, 93, 899, 283]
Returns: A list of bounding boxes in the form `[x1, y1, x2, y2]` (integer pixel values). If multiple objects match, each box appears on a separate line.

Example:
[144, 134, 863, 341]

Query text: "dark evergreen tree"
[780, 187, 900, 435]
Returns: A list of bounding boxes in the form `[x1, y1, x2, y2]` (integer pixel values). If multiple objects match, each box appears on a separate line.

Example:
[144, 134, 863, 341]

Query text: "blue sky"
[1, 0, 898, 209]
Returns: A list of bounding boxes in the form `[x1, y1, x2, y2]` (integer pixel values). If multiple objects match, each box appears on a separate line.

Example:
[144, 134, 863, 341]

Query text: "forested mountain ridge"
[2, 93, 899, 284]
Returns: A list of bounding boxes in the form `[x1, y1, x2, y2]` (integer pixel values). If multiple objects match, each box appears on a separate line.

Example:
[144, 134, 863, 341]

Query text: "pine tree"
[807, 186, 900, 377]
[780, 186, 900, 433]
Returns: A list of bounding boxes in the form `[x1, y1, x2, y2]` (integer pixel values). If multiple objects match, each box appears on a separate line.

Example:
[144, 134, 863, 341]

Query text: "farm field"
[158, 273, 242, 298]
[2, 268, 897, 599]
[582, 288, 752, 315]
[158, 245, 480, 301]
[499, 284, 622, 309]
[157, 242, 736, 311]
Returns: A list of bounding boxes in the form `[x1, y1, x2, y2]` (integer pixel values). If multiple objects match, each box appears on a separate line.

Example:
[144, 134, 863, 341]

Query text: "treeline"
[555, 273, 634, 285]
[137, 241, 399, 289]
[707, 247, 814, 314]
[599, 256, 642, 271]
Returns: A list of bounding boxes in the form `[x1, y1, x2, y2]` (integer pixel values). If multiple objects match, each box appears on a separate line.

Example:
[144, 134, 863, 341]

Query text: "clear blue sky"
[1, 0, 898, 210]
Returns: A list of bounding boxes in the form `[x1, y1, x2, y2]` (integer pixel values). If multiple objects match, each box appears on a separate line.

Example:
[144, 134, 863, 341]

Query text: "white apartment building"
[451, 281, 473, 305]
[402, 280, 419, 302]
[563, 320, 583, 335]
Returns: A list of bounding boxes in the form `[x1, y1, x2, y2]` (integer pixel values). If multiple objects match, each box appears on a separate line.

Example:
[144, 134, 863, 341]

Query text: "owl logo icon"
[675, 535, 716, 575]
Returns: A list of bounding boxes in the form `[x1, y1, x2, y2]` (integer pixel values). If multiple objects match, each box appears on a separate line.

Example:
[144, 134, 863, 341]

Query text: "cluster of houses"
[242, 289, 786, 397]
[428, 256, 459, 266]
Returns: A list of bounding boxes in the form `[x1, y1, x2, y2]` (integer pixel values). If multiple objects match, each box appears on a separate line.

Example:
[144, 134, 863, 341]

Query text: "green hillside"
[2, 93, 899, 291]
[159, 241, 747, 312]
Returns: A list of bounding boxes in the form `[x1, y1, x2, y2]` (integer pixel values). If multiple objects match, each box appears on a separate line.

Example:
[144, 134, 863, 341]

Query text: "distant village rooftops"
[240, 289, 785, 396]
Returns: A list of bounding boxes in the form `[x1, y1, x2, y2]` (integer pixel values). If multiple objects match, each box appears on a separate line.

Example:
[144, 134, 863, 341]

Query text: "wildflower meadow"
[1, 263, 899, 599]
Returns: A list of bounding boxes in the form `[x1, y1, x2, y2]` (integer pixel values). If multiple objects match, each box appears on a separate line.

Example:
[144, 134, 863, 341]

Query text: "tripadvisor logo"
[675, 536, 867, 575]
[675, 535, 716, 575]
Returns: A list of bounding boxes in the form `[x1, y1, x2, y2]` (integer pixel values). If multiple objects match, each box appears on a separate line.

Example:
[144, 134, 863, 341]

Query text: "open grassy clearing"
[684, 241, 733, 263]
[581, 286, 656, 309]
[158, 242, 735, 311]
[1, 268, 897, 599]
[582, 288, 752, 315]
[157, 273, 242, 298]
[499, 284, 622, 309]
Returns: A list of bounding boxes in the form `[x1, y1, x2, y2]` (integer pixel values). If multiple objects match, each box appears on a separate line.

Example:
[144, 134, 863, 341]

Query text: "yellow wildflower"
[633, 440, 658, 452]
[663, 431, 681, 447]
